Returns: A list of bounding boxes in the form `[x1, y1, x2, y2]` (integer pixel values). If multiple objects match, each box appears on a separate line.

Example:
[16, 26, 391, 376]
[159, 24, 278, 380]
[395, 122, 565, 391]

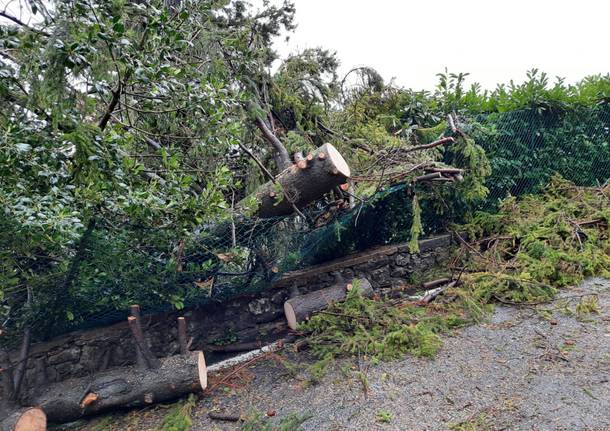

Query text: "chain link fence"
[4, 105, 610, 345]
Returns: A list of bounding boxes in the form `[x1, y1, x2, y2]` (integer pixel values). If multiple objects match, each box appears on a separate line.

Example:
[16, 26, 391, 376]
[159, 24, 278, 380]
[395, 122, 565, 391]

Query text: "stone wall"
[3, 233, 456, 402]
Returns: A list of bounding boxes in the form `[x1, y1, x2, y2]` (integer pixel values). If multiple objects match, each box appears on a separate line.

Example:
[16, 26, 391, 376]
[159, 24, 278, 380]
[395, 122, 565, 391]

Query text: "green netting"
[473, 104, 610, 204]
[4, 105, 610, 345]
[26, 181, 423, 340]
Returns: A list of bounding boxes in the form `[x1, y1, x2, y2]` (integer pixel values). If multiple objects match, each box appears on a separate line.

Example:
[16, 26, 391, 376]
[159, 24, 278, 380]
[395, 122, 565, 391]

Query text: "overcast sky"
[273, 0, 610, 91]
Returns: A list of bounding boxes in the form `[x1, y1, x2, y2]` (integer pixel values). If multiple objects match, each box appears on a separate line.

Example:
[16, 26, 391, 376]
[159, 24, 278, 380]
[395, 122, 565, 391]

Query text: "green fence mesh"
[4, 105, 610, 345]
[474, 104, 610, 204]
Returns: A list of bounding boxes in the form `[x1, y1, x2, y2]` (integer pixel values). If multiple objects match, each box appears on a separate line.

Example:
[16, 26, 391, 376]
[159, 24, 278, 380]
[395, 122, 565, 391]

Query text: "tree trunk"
[29, 351, 207, 424]
[284, 278, 373, 330]
[243, 143, 351, 218]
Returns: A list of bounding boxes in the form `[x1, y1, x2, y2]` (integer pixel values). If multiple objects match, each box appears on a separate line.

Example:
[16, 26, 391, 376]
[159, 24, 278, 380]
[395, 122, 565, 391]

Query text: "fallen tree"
[30, 350, 207, 423]
[28, 309, 207, 424]
[242, 143, 351, 218]
[284, 277, 373, 330]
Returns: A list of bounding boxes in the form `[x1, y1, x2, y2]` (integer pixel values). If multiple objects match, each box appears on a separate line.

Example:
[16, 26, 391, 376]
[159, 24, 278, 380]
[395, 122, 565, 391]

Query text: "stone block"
[271, 290, 288, 305]
[48, 346, 81, 365]
[390, 266, 412, 278]
[370, 266, 390, 282]
[395, 253, 411, 266]
[248, 298, 272, 316]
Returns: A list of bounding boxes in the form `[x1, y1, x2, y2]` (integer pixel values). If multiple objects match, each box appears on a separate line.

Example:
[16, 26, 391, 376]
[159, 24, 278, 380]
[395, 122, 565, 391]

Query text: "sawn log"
[0, 407, 46, 431]
[284, 278, 373, 330]
[243, 143, 350, 218]
[29, 351, 207, 424]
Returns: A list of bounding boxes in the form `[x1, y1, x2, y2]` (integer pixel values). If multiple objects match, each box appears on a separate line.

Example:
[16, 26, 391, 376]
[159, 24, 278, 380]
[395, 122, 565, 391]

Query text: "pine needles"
[300, 287, 465, 363]
[460, 175, 610, 303]
[298, 177, 609, 371]
[157, 394, 197, 431]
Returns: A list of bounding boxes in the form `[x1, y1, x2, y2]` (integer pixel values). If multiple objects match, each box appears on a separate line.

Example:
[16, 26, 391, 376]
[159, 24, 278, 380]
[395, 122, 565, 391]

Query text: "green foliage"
[0, 0, 297, 342]
[157, 394, 197, 431]
[576, 295, 601, 317]
[449, 413, 490, 431]
[376, 410, 393, 423]
[298, 178, 609, 371]
[300, 287, 449, 364]
[460, 176, 610, 304]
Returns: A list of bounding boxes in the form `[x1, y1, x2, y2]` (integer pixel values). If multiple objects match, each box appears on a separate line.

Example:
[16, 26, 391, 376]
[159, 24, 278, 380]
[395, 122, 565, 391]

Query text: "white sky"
[273, 0, 610, 91]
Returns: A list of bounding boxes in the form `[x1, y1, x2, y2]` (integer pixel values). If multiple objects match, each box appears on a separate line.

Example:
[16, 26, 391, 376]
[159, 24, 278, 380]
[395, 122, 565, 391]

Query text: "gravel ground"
[79, 278, 610, 431]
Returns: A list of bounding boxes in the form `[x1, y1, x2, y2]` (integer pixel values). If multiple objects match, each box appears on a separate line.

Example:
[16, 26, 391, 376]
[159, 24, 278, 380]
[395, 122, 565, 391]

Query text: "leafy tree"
[0, 0, 296, 340]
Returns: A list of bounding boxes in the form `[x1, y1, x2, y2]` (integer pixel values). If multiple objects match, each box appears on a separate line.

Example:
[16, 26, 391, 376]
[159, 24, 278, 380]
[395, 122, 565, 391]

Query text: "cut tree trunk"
[29, 351, 207, 424]
[284, 278, 373, 330]
[0, 407, 46, 431]
[242, 143, 351, 218]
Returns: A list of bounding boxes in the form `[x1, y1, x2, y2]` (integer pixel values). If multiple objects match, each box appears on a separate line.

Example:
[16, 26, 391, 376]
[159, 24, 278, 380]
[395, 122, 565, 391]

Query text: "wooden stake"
[127, 306, 160, 369]
[177, 317, 188, 355]
[129, 305, 146, 368]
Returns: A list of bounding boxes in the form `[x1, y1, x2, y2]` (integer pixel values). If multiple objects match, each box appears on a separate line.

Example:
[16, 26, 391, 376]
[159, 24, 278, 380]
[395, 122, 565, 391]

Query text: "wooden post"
[129, 305, 146, 368]
[128, 305, 160, 369]
[177, 317, 188, 355]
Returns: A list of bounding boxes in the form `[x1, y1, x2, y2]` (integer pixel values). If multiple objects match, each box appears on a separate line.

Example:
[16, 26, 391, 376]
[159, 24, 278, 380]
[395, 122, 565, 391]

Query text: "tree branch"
[0, 11, 50, 36]
[254, 116, 292, 171]
[404, 137, 455, 153]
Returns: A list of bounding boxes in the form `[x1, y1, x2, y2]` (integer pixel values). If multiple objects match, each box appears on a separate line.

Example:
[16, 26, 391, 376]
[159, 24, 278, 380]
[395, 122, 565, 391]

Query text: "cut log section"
[284, 278, 373, 330]
[242, 143, 351, 218]
[29, 351, 207, 424]
[0, 407, 46, 431]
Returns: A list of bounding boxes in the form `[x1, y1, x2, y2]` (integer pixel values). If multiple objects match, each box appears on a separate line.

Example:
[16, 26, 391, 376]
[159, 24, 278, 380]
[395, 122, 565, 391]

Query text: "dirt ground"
[75, 277, 610, 431]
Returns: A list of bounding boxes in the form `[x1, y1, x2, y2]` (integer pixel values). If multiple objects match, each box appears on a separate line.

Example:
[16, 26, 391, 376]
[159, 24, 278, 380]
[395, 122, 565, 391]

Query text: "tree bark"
[0, 407, 46, 431]
[254, 117, 292, 171]
[242, 143, 351, 218]
[29, 351, 207, 424]
[284, 278, 373, 330]
[10, 327, 30, 402]
[177, 317, 188, 355]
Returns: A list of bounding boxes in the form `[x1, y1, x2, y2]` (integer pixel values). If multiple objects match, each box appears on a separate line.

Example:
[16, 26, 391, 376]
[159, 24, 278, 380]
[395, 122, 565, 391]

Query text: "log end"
[325, 143, 350, 178]
[13, 407, 46, 431]
[198, 351, 208, 390]
[284, 301, 298, 331]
